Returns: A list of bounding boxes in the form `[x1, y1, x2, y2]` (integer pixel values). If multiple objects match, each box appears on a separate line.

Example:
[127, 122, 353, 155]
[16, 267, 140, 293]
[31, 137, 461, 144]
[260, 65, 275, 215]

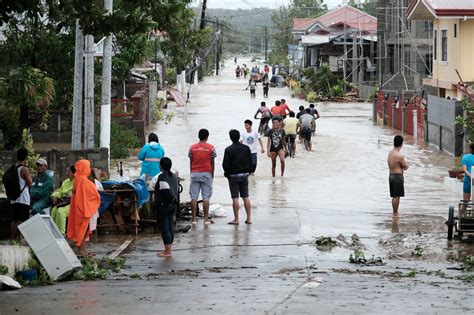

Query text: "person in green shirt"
[50, 165, 75, 234]
[30, 158, 54, 215]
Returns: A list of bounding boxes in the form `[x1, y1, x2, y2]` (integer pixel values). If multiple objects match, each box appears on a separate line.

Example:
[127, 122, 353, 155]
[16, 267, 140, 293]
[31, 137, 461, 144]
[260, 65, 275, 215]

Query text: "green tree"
[292, 0, 327, 19]
[348, 0, 377, 16]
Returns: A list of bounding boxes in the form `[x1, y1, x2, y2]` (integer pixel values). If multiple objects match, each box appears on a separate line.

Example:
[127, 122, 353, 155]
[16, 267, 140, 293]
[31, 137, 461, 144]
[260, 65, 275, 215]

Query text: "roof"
[293, 18, 318, 32]
[315, 5, 377, 32]
[408, 0, 474, 19]
[292, 5, 377, 34]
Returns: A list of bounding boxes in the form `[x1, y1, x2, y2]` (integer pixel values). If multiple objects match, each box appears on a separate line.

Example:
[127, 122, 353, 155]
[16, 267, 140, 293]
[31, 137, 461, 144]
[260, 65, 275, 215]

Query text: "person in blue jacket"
[138, 133, 165, 180]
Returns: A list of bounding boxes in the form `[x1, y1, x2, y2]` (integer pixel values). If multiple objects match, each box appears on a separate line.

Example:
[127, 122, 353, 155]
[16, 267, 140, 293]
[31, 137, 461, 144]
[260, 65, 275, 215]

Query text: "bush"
[165, 68, 177, 85]
[329, 84, 345, 98]
[109, 123, 141, 159]
[306, 91, 318, 103]
[313, 64, 338, 97]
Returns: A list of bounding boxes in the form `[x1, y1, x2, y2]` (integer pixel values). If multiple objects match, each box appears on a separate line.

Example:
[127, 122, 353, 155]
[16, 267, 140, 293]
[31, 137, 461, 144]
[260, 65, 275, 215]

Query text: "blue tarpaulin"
[101, 178, 150, 209]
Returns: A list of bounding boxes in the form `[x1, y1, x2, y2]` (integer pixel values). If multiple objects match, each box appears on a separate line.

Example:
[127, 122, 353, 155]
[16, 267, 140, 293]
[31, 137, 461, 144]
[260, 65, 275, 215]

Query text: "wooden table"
[97, 189, 140, 235]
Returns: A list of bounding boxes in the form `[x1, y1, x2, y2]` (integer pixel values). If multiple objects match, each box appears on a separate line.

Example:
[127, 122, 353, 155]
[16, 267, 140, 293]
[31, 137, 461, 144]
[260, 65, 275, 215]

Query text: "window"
[454, 24, 457, 38]
[441, 29, 448, 62]
[434, 30, 437, 60]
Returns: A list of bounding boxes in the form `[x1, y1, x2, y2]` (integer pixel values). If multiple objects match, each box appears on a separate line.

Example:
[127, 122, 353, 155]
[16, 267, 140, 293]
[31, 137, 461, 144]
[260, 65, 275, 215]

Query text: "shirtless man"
[387, 135, 408, 217]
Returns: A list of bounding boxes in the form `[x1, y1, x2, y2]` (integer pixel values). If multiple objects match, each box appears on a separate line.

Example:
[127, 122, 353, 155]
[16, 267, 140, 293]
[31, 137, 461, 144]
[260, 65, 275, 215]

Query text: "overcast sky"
[192, 0, 347, 10]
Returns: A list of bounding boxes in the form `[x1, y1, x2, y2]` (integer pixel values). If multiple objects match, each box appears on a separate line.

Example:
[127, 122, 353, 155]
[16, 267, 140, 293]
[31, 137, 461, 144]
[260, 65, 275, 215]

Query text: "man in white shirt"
[240, 120, 265, 174]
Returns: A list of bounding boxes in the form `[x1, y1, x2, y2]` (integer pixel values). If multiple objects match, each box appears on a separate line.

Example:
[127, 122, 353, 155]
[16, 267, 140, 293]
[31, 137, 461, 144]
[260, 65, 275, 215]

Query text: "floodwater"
[3, 59, 474, 313]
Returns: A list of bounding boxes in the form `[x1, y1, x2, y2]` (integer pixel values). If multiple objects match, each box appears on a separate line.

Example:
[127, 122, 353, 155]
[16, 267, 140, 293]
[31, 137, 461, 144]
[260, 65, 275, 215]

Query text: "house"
[407, 0, 474, 99]
[292, 5, 377, 84]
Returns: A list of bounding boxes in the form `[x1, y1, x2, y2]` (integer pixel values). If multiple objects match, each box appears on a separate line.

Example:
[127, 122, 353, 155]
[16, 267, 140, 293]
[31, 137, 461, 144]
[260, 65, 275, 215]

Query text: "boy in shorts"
[266, 118, 287, 177]
[188, 129, 216, 225]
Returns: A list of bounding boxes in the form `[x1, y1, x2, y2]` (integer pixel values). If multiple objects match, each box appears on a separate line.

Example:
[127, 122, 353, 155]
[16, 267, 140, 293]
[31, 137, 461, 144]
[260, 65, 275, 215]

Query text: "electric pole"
[191, 0, 207, 84]
[265, 26, 268, 61]
[100, 0, 113, 156]
[215, 18, 220, 75]
[84, 34, 95, 149]
[71, 20, 84, 150]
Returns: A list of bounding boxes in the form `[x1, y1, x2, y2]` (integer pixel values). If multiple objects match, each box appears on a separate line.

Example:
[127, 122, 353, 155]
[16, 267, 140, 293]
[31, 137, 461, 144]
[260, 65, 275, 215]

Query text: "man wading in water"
[387, 135, 408, 217]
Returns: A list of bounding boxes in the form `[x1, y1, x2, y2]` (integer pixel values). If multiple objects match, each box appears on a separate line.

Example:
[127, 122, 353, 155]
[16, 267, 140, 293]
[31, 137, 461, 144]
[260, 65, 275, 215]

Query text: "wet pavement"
[2, 59, 474, 314]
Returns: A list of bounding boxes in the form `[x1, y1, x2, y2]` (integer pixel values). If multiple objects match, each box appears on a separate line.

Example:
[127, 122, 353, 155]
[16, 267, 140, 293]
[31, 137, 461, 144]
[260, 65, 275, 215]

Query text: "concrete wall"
[0, 148, 109, 187]
[427, 95, 463, 156]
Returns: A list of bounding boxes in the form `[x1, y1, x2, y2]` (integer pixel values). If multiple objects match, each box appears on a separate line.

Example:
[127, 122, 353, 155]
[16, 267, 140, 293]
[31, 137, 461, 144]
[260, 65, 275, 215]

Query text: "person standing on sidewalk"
[154, 157, 178, 257]
[138, 133, 165, 181]
[461, 143, 474, 203]
[7, 148, 32, 239]
[188, 129, 216, 225]
[241, 120, 265, 175]
[266, 117, 287, 177]
[387, 135, 408, 217]
[223, 129, 253, 225]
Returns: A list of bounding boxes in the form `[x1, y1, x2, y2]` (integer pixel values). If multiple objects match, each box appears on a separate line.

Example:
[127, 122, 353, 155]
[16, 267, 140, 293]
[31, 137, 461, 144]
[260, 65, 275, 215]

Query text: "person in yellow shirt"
[283, 111, 300, 158]
[50, 165, 75, 234]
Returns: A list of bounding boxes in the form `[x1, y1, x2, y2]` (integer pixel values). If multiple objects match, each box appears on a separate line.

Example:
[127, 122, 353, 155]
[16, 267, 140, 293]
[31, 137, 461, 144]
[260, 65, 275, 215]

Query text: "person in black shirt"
[266, 117, 287, 177]
[154, 157, 178, 257]
[223, 129, 253, 225]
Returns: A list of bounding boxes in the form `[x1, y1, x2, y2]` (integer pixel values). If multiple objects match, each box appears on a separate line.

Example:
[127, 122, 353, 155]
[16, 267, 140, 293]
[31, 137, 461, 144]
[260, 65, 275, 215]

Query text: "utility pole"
[84, 34, 95, 149]
[215, 18, 220, 75]
[352, 31, 358, 84]
[248, 36, 251, 54]
[100, 0, 113, 155]
[265, 26, 268, 61]
[191, 0, 207, 84]
[71, 20, 84, 150]
[343, 19, 347, 80]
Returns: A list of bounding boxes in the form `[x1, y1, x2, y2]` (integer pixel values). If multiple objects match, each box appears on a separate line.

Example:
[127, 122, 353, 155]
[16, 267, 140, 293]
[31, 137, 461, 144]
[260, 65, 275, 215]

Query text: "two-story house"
[408, 0, 474, 98]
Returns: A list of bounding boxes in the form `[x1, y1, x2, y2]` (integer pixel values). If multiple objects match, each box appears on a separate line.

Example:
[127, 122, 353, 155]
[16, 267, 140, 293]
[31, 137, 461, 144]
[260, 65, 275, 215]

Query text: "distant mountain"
[191, 7, 276, 54]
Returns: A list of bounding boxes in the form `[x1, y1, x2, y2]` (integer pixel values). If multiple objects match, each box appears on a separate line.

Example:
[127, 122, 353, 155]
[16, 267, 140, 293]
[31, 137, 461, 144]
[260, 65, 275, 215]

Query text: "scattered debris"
[349, 248, 366, 264]
[314, 236, 339, 251]
[405, 270, 417, 278]
[274, 267, 305, 274]
[129, 273, 141, 279]
[70, 256, 126, 281]
[0, 275, 22, 290]
[107, 236, 134, 260]
[411, 245, 425, 257]
[348, 248, 385, 266]
[0, 265, 8, 275]
[460, 255, 474, 271]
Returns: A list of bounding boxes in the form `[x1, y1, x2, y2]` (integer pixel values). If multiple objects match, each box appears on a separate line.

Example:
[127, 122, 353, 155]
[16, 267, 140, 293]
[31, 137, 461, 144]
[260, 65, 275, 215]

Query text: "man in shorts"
[298, 108, 316, 151]
[188, 129, 217, 225]
[9, 148, 32, 239]
[223, 130, 253, 225]
[241, 120, 265, 174]
[283, 111, 299, 158]
[387, 135, 408, 217]
[254, 101, 272, 134]
[266, 117, 287, 177]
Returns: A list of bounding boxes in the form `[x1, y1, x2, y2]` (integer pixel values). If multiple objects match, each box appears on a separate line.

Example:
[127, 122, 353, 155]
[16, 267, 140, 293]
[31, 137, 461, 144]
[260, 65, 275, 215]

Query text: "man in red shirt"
[271, 100, 285, 119]
[279, 99, 291, 119]
[188, 129, 217, 225]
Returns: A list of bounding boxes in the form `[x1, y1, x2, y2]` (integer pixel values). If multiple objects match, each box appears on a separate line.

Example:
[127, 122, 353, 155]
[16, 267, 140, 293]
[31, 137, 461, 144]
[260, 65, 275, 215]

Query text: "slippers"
[204, 220, 212, 225]
[245, 220, 252, 225]
[228, 221, 239, 225]
[191, 221, 197, 225]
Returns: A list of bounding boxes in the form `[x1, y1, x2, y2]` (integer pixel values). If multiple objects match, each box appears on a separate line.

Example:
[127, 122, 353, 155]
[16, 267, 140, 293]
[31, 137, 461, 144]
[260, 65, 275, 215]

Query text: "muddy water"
[119, 58, 470, 263]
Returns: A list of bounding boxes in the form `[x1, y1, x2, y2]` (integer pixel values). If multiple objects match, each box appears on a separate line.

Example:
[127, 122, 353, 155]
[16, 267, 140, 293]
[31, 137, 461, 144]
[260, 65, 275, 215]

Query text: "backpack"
[153, 173, 177, 207]
[2, 165, 26, 200]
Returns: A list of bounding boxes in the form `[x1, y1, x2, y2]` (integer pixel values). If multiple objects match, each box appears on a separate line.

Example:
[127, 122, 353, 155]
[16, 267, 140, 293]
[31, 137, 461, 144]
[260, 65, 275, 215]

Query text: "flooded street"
[3, 59, 474, 313]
